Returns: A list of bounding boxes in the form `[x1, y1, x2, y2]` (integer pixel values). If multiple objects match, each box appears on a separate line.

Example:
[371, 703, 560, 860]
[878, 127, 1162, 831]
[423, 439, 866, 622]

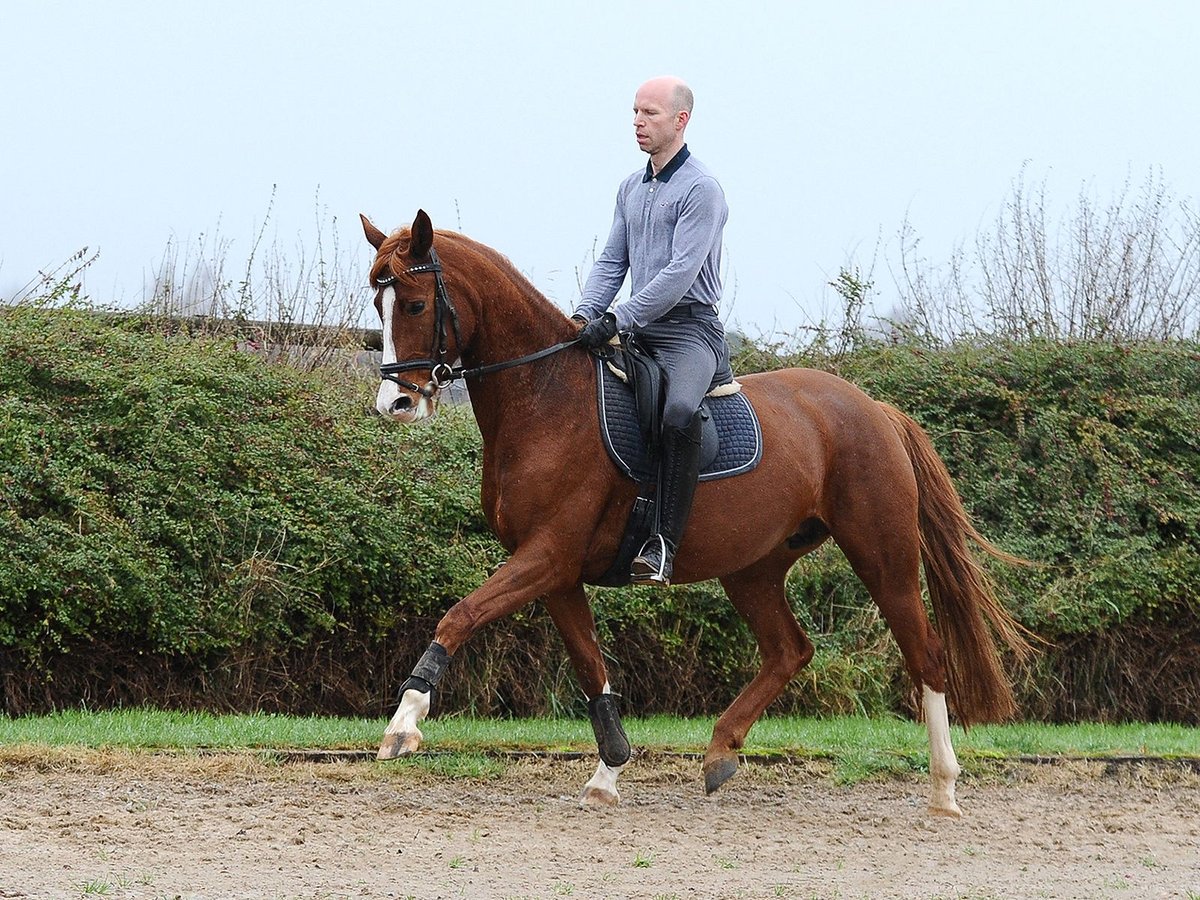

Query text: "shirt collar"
[642, 144, 690, 183]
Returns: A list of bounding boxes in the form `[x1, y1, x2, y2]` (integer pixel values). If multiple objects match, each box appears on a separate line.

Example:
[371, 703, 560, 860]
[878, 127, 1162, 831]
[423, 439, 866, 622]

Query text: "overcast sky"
[4, 1, 1198, 337]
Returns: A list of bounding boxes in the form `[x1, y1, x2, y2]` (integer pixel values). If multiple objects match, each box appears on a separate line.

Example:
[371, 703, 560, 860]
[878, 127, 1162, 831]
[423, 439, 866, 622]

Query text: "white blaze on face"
[376, 285, 437, 422]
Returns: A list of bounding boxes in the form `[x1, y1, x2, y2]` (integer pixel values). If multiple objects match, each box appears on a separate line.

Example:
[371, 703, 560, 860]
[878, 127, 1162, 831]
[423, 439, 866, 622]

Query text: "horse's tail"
[882, 403, 1035, 725]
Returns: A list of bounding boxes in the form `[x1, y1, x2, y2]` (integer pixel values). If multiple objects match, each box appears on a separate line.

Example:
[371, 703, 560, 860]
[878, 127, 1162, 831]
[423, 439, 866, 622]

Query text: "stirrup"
[630, 534, 672, 586]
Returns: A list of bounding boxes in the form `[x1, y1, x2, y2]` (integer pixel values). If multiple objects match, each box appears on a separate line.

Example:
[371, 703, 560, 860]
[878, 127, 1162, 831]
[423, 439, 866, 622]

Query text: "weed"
[632, 850, 654, 868]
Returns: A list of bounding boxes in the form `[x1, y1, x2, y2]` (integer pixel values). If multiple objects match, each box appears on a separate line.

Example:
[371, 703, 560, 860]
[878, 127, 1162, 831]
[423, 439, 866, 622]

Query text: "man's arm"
[610, 177, 725, 330]
[574, 192, 630, 322]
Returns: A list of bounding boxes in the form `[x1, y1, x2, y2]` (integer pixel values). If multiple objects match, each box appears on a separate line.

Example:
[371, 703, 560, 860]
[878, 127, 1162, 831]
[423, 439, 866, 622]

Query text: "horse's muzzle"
[376, 380, 439, 422]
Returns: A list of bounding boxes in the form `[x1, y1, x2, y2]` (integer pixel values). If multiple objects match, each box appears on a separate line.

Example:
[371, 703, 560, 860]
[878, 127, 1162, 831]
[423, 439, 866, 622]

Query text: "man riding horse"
[574, 75, 734, 586]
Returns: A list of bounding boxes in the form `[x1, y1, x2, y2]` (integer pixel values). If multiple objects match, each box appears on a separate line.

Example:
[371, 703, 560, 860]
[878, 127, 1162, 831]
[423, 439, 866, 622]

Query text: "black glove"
[577, 312, 618, 349]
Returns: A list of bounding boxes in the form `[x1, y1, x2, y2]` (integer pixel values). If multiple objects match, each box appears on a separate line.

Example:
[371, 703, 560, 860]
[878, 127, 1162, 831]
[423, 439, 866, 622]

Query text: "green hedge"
[835, 340, 1200, 721]
[0, 305, 503, 714]
[1, 306, 1197, 723]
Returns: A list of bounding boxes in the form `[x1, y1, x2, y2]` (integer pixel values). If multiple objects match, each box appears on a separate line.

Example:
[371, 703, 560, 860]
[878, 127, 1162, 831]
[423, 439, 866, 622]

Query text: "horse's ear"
[410, 209, 434, 259]
[360, 214, 387, 250]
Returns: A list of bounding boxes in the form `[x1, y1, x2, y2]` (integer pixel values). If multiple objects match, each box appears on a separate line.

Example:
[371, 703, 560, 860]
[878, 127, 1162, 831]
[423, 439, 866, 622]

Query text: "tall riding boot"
[630, 410, 704, 586]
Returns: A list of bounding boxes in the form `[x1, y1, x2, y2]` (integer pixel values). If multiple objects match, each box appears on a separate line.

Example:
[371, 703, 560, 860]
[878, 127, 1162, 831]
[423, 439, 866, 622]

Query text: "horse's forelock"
[369, 228, 412, 282]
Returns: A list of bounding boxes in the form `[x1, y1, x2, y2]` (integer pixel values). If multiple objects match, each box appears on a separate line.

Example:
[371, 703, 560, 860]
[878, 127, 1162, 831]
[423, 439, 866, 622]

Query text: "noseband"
[378, 248, 582, 397]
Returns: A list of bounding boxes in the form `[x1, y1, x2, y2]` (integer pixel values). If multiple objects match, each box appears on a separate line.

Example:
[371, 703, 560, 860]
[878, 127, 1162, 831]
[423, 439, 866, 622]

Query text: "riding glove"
[577, 312, 618, 349]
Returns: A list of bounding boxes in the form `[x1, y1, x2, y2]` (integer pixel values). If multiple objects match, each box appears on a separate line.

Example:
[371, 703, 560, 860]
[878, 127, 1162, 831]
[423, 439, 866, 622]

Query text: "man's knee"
[662, 399, 699, 430]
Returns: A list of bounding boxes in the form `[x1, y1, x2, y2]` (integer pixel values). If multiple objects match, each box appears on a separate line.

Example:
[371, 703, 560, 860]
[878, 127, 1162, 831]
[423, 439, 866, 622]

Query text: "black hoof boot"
[588, 694, 632, 768]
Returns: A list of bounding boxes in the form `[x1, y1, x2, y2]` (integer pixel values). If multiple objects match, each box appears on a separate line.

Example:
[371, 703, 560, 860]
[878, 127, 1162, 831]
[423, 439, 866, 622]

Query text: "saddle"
[590, 336, 762, 586]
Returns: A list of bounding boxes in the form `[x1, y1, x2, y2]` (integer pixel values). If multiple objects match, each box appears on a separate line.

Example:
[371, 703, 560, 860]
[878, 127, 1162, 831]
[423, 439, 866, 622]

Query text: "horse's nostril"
[391, 395, 414, 412]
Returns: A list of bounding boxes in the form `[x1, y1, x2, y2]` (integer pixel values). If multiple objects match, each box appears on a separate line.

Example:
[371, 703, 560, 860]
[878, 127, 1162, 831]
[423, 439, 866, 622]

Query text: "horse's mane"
[377, 226, 571, 326]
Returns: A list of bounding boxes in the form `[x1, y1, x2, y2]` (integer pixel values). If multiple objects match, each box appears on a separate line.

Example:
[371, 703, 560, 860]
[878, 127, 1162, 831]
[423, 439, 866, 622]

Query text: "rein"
[378, 248, 581, 397]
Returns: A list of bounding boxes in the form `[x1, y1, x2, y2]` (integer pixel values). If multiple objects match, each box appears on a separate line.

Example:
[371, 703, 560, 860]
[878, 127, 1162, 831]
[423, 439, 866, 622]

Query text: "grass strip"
[1, 709, 1197, 761]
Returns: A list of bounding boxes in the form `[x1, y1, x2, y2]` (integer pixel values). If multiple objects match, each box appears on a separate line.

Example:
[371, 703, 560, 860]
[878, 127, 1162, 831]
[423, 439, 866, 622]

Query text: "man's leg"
[630, 318, 720, 586]
[630, 408, 704, 585]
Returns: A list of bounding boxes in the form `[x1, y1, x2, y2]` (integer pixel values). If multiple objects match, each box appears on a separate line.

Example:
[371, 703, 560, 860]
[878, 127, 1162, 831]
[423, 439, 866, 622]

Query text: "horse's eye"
[406, 301, 426, 316]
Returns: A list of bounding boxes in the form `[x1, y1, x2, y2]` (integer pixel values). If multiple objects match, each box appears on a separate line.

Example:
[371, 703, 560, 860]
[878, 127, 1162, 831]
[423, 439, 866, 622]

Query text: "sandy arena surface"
[0, 748, 1197, 899]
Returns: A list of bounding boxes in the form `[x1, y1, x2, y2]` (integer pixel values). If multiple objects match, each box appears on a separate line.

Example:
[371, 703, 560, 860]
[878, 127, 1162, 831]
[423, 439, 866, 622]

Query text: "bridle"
[377, 248, 582, 398]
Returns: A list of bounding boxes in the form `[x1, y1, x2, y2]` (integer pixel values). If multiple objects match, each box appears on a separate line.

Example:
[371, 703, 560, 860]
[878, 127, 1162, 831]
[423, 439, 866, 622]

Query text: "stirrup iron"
[631, 534, 673, 586]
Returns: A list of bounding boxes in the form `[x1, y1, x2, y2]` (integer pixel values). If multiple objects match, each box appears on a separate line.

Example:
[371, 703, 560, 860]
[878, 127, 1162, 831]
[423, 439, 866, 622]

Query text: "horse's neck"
[461, 283, 585, 441]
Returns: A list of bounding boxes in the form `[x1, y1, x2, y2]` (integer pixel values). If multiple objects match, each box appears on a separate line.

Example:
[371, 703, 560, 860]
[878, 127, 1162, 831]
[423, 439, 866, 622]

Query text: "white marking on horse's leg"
[579, 682, 624, 806]
[579, 760, 624, 807]
[923, 684, 963, 818]
[378, 688, 430, 759]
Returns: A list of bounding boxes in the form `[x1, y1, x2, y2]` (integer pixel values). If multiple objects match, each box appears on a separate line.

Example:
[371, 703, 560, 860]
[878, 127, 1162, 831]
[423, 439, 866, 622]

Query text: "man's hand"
[576, 312, 618, 349]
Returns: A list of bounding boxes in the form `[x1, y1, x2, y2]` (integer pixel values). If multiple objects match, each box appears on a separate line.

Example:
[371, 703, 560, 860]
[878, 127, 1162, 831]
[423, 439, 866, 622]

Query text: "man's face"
[632, 85, 682, 157]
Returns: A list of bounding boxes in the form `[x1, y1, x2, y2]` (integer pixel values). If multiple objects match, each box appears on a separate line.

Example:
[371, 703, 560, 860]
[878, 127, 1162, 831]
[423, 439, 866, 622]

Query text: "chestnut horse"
[362, 209, 1031, 816]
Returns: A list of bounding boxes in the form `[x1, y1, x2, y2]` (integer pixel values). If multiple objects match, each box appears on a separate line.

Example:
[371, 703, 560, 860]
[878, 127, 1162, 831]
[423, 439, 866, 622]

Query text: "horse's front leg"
[544, 585, 631, 807]
[378, 542, 575, 760]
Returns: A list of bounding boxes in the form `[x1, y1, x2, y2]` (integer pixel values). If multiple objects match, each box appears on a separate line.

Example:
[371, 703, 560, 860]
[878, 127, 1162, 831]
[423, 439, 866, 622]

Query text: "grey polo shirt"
[575, 145, 727, 331]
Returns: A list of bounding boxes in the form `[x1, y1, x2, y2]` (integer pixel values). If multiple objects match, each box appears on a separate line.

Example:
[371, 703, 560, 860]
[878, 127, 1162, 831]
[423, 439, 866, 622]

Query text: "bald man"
[574, 76, 734, 586]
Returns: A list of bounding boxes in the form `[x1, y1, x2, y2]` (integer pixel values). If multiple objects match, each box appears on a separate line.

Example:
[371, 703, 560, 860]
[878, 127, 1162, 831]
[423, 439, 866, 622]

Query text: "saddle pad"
[595, 357, 762, 483]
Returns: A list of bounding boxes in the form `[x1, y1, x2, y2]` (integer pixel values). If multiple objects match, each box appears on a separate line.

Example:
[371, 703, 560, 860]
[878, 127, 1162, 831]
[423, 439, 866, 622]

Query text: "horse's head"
[362, 209, 462, 423]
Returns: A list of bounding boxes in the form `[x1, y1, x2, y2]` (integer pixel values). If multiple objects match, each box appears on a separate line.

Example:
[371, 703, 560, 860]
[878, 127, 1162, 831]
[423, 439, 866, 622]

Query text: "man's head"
[633, 76, 693, 165]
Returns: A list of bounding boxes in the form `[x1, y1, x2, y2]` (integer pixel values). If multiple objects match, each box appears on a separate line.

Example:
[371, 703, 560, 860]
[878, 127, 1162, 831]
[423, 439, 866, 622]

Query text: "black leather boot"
[630, 410, 703, 586]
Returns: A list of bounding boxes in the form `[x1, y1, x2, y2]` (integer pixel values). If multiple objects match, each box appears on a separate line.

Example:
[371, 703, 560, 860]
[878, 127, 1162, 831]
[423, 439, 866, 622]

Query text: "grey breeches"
[636, 305, 734, 430]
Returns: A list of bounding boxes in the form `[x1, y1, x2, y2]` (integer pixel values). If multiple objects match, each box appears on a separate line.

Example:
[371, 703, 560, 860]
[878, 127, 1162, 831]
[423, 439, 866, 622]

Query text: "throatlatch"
[587, 693, 632, 768]
[399, 642, 451, 697]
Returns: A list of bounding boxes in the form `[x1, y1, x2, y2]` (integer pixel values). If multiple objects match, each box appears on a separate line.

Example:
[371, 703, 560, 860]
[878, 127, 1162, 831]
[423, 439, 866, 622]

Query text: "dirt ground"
[0, 748, 1197, 900]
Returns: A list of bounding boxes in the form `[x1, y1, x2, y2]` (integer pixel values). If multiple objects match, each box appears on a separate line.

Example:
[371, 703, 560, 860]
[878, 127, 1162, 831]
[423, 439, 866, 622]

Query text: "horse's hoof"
[377, 730, 422, 760]
[703, 756, 739, 795]
[579, 785, 620, 807]
[928, 800, 963, 819]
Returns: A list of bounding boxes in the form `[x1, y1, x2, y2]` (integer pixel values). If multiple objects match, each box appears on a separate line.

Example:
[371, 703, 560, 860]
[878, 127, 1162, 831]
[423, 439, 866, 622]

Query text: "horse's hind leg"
[705, 557, 815, 794]
[832, 515, 963, 817]
[544, 584, 631, 807]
